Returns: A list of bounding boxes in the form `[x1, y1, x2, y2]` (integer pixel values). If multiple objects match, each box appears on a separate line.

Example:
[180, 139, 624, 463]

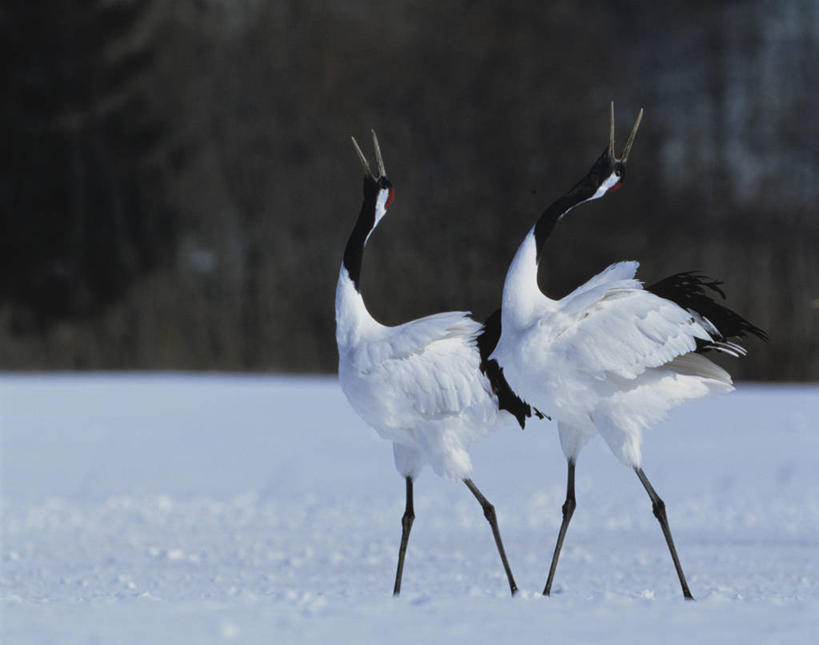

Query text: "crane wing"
[544, 262, 716, 380]
[359, 311, 496, 421]
[386, 311, 482, 359]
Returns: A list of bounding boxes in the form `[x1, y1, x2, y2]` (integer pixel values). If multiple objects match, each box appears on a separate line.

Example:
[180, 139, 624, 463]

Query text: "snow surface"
[1, 374, 818, 644]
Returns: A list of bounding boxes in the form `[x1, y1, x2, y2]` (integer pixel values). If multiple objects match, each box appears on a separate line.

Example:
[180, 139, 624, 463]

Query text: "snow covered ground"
[1, 374, 818, 644]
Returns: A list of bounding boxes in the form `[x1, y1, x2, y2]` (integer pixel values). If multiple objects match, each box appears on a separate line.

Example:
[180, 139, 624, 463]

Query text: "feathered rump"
[595, 359, 733, 466]
[664, 353, 732, 383]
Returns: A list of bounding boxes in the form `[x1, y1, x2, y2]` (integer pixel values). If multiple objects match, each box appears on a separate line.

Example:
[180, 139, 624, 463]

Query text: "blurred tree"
[0, 1, 175, 332]
[0, 0, 815, 379]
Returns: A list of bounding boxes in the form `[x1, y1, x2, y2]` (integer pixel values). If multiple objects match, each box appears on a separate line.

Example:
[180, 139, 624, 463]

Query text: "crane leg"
[464, 478, 518, 596]
[392, 476, 415, 595]
[543, 459, 576, 595]
[634, 467, 694, 600]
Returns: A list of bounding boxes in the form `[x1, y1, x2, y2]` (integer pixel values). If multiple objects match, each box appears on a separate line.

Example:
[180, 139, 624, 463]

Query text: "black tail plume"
[647, 272, 768, 353]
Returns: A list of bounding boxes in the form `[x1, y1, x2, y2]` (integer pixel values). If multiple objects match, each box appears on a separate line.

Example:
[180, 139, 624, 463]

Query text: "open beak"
[608, 102, 644, 164]
[351, 130, 386, 179]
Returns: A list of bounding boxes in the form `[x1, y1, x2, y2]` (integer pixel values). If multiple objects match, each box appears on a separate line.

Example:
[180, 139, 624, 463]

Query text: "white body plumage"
[491, 242, 733, 467]
[336, 131, 523, 595]
[490, 105, 762, 598]
[336, 266, 506, 480]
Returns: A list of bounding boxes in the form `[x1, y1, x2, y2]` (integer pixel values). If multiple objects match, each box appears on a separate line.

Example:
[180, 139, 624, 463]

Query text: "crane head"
[351, 130, 395, 209]
[351, 130, 395, 238]
[581, 102, 644, 201]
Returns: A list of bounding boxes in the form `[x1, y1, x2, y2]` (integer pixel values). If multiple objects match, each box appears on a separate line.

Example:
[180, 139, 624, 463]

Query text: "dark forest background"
[1, 1, 817, 379]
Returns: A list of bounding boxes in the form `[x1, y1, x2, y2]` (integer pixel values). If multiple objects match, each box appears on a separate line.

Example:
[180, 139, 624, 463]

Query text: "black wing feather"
[477, 308, 547, 428]
[647, 272, 768, 352]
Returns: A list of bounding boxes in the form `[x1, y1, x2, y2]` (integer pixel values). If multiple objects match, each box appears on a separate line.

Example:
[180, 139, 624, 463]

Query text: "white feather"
[337, 270, 509, 480]
[493, 260, 735, 467]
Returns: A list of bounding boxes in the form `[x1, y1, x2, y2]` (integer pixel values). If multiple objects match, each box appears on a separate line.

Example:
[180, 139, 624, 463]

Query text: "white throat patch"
[591, 172, 620, 200]
[365, 188, 390, 244]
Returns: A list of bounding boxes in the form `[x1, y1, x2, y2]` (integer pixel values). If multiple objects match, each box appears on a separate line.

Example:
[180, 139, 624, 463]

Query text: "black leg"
[543, 459, 576, 596]
[464, 478, 518, 596]
[634, 467, 694, 600]
[392, 476, 415, 596]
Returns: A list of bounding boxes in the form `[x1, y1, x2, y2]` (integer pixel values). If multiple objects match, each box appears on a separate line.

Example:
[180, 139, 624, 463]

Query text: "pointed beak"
[607, 102, 644, 165]
[351, 135, 373, 177]
[351, 131, 387, 179]
[371, 130, 387, 178]
[621, 108, 644, 164]
[608, 101, 616, 162]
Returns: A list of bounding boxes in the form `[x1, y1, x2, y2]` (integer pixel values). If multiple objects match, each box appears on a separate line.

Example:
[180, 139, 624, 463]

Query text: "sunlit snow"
[2, 374, 818, 643]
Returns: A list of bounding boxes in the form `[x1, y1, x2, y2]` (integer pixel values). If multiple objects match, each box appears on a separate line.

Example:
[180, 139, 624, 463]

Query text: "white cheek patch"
[374, 189, 389, 227]
[365, 188, 391, 244]
[569, 172, 621, 216]
[591, 172, 620, 200]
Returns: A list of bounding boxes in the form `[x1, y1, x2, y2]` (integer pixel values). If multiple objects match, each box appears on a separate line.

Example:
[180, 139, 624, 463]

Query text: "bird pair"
[335, 104, 765, 599]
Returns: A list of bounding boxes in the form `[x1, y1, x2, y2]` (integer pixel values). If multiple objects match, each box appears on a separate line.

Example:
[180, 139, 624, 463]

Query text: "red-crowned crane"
[336, 132, 537, 596]
[490, 105, 766, 599]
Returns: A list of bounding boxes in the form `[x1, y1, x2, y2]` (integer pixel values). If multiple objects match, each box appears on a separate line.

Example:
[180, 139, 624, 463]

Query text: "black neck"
[533, 181, 594, 263]
[343, 177, 379, 290]
[532, 149, 613, 263]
